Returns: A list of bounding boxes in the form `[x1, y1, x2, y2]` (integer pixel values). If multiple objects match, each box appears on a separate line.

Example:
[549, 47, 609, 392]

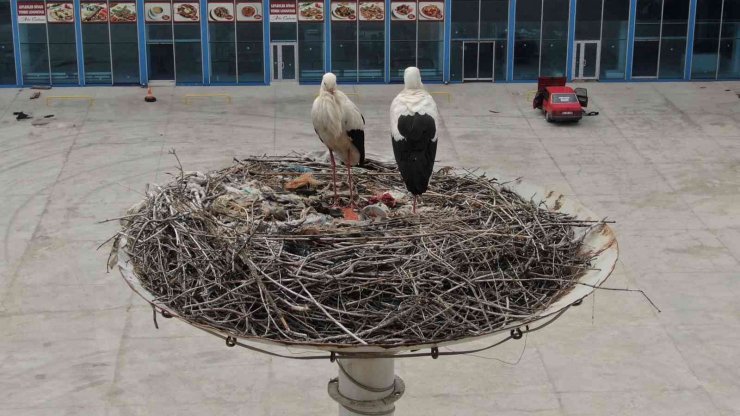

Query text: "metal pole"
[328, 357, 405, 416]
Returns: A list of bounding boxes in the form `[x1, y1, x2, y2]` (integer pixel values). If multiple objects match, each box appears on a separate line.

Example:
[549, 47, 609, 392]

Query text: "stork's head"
[321, 73, 337, 94]
[403, 66, 423, 90]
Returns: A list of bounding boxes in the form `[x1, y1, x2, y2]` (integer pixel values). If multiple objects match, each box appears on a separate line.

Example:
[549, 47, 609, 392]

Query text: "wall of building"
[0, 0, 738, 86]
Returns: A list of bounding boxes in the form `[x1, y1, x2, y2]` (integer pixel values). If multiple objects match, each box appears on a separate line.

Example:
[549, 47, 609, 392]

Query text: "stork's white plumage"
[390, 67, 439, 214]
[311, 73, 365, 207]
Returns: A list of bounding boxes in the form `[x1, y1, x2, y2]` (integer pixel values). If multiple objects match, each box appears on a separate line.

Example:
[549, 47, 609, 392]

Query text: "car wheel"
[545, 112, 553, 123]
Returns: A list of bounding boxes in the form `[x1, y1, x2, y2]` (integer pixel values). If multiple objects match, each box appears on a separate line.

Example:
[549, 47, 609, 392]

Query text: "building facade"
[0, 0, 738, 86]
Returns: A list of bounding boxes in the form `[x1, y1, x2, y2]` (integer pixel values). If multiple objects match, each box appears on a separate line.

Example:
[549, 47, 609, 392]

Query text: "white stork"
[390, 67, 439, 214]
[311, 73, 365, 207]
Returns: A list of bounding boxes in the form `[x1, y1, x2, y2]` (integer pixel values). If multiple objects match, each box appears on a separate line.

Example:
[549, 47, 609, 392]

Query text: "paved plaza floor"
[0, 81, 739, 415]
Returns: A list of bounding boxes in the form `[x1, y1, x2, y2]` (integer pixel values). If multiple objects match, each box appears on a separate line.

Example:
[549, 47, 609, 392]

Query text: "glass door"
[573, 41, 600, 79]
[271, 42, 297, 81]
[462, 41, 495, 81]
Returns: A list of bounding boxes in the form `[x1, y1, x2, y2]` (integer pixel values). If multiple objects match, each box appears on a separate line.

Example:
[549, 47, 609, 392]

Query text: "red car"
[532, 77, 588, 122]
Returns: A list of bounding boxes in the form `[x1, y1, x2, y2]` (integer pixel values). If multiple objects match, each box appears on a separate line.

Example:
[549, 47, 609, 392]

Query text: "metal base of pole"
[328, 357, 405, 416]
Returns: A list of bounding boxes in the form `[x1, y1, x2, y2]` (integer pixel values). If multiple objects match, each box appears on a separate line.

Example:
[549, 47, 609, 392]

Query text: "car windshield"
[551, 93, 578, 103]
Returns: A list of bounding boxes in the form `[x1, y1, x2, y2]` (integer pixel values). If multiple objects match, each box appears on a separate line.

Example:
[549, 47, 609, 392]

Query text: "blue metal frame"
[324, 0, 331, 72]
[201, 0, 210, 84]
[626, 0, 636, 80]
[10, 0, 23, 85]
[74, 0, 85, 84]
[565, 0, 576, 80]
[263, 0, 271, 84]
[684, 0, 697, 80]
[506, 0, 515, 81]
[442, 0, 450, 82]
[384, 0, 390, 82]
[137, 0, 148, 84]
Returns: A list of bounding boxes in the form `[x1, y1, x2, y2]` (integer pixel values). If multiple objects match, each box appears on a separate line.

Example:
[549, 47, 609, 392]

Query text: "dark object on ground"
[13, 111, 31, 120]
[44, 114, 54, 118]
[488, 110, 500, 113]
[584, 111, 599, 116]
[30, 92, 41, 100]
[145, 87, 156, 102]
[31, 85, 52, 90]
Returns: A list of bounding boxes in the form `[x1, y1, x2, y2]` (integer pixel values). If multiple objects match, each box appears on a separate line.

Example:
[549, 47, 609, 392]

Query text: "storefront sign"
[358, 1, 383, 21]
[80, 2, 109, 23]
[270, 0, 297, 22]
[109, 2, 137, 23]
[17, 2, 46, 24]
[417, 1, 442, 21]
[145, 2, 172, 22]
[207, 2, 235, 22]
[329, 1, 355, 21]
[390, 1, 415, 21]
[173, 2, 200, 22]
[235, 2, 263, 21]
[47, 2, 75, 23]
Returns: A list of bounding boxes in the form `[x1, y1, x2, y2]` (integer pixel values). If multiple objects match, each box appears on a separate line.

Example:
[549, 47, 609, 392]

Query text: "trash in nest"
[362, 203, 390, 219]
[367, 191, 403, 208]
[281, 164, 314, 173]
[13, 111, 31, 121]
[342, 207, 359, 221]
[285, 173, 321, 192]
[30, 92, 41, 100]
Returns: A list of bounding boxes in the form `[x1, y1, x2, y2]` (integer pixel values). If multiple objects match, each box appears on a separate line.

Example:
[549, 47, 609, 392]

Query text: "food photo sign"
[235, 2, 263, 21]
[173, 2, 200, 21]
[207, 1, 235, 22]
[297, 1, 323, 21]
[17, 2, 47, 24]
[390, 0, 414, 21]
[330, 1, 355, 21]
[144, 2, 172, 22]
[270, 0, 297, 22]
[47, 2, 75, 23]
[109, 2, 137, 22]
[358, 1, 383, 21]
[418, 1, 443, 20]
[80, 2, 108, 23]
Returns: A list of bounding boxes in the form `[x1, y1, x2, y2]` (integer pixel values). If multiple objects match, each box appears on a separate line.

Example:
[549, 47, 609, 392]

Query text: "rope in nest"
[109, 154, 602, 347]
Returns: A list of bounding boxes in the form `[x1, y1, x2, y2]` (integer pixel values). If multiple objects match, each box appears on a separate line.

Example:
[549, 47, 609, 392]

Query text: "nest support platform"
[329, 358, 405, 416]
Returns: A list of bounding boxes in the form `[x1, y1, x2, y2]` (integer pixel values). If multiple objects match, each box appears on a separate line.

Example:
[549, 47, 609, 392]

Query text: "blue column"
[506, 0, 515, 81]
[565, 0, 576, 80]
[442, 0, 450, 82]
[263, 0, 270, 84]
[684, 0, 697, 79]
[137, 0, 148, 84]
[384, 0, 390, 82]
[201, 0, 210, 84]
[74, 0, 85, 84]
[10, 0, 23, 85]
[626, 0, 636, 80]
[324, 0, 331, 73]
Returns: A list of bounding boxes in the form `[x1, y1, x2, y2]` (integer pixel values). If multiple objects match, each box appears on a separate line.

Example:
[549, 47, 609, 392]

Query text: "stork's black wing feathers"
[392, 113, 437, 195]
[347, 128, 365, 166]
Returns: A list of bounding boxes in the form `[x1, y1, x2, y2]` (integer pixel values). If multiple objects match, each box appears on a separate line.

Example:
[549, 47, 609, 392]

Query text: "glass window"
[450, 40, 462, 80]
[551, 93, 577, 102]
[718, 0, 740, 78]
[451, 0, 478, 39]
[540, 0, 568, 76]
[575, 0, 602, 40]
[110, 3, 140, 84]
[47, 13, 79, 84]
[632, 40, 659, 76]
[146, 9, 174, 80]
[513, 0, 541, 79]
[298, 22, 323, 82]
[600, 0, 629, 78]
[18, 16, 50, 84]
[0, 0, 16, 84]
[661, 0, 689, 37]
[331, 3, 357, 82]
[174, 23, 202, 83]
[635, 0, 661, 38]
[270, 22, 296, 40]
[418, 20, 443, 81]
[209, 2, 236, 83]
[358, 19, 384, 82]
[659, 37, 686, 77]
[480, 0, 508, 39]
[602, 0, 629, 39]
[81, 4, 112, 85]
[390, 9, 415, 81]
[236, 19, 263, 82]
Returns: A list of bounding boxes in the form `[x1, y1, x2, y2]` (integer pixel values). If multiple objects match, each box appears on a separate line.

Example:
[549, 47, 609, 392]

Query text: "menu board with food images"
[270, 0, 297, 22]
[80, 2, 108, 23]
[173, 2, 200, 21]
[207, 2, 234, 22]
[297, 1, 322, 21]
[47, 2, 75, 23]
[358, 1, 383, 21]
[330, 1, 355, 21]
[390, 1, 414, 21]
[235, 2, 262, 21]
[145, 2, 172, 22]
[417, 1, 442, 20]
[17, 2, 47, 24]
[109, 2, 137, 23]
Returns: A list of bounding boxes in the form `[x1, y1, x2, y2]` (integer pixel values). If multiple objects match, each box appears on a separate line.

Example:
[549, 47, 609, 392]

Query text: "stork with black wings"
[311, 73, 365, 207]
[390, 67, 439, 214]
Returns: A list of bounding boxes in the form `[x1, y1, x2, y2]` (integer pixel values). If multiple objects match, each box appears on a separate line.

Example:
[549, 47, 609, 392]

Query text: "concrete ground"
[0, 80, 738, 416]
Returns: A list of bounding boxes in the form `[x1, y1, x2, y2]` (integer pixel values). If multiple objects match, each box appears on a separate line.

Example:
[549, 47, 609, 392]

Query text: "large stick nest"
[111, 154, 598, 347]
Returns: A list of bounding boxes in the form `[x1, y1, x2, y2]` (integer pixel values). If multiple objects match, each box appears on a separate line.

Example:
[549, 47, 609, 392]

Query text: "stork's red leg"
[346, 151, 355, 208]
[329, 151, 338, 207]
